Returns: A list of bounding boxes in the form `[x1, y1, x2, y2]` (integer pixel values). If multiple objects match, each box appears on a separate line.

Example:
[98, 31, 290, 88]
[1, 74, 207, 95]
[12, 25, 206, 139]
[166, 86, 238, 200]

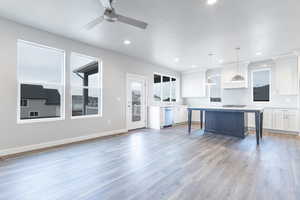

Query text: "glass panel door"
[127, 75, 146, 130]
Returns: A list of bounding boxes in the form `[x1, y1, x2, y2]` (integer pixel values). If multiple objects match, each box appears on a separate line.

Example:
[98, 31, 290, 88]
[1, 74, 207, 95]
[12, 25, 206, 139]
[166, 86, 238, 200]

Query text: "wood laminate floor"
[0, 125, 300, 200]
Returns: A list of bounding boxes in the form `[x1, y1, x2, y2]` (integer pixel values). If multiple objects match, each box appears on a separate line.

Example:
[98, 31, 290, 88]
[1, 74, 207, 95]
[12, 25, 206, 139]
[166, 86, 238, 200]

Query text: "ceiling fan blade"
[85, 16, 104, 30]
[117, 14, 148, 29]
[99, 0, 113, 10]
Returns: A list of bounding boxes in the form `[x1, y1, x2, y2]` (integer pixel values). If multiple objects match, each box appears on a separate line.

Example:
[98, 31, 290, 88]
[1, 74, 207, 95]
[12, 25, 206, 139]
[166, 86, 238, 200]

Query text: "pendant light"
[206, 53, 216, 86]
[231, 47, 245, 82]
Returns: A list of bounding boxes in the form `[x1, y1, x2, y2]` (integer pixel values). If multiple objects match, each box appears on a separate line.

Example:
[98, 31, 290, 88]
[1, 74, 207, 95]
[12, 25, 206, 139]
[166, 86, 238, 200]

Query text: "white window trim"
[17, 39, 66, 124]
[251, 68, 272, 104]
[153, 72, 177, 103]
[70, 52, 103, 119]
[207, 74, 222, 104]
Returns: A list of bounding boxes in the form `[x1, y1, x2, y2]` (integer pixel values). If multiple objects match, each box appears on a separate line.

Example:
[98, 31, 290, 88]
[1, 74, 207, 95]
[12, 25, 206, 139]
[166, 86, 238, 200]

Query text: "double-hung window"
[251, 68, 271, 102]
[70, 53, 102, 118]
[17, 40, 65, 122]
[208, 75, 222, 103]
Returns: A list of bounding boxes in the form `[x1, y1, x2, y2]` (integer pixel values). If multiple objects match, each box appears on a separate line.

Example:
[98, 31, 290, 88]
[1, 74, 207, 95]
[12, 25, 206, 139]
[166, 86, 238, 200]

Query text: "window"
[171, 78, 177, 102]
[153, 73, 177, 102]
[209, 75, 222, 103]
[21, 99, 28, 107]
[17, 40, 65, 122]
[29, 111, 39, 118]
[162, 76, 171, 102]
[153, 74, 162, 101]
[252, 69, 271, 102]
[71, 53, 102, 117]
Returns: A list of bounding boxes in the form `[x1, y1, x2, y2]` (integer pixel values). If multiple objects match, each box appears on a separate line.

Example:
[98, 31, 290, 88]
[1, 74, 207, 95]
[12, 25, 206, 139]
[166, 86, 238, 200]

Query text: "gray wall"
[0, 18, 180, 150]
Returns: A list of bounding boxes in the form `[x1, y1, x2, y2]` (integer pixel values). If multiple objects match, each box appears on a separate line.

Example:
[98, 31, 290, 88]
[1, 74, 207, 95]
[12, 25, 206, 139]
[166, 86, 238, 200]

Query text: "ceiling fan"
[86, 0, 148, 30]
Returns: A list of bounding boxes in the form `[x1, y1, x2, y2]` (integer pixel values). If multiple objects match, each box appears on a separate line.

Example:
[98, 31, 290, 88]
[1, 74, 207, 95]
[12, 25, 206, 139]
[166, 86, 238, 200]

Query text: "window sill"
[17, 117, 65, 124]
[71, 114, 102, 120]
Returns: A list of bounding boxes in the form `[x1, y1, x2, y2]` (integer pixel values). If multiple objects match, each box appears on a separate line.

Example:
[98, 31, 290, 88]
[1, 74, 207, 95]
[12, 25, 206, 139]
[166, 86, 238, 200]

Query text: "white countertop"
[149, 104, 188, 108]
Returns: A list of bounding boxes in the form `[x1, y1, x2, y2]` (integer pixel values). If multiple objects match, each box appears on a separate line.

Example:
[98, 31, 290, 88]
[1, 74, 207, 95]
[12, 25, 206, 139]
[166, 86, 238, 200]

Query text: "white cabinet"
[247, 113, 255, 128]
[182, 71, 206, 97]
[270, 109, 299, 132]
[274, 56, 299, 95]
[174, 106, 188, 124]
[272, 110, 285, 130]
[285, 110, 299, 132]
[221, 62, 248, 89]
[263, 109, 273, 129]
[273, 109, 299, 132]
[247, 109, 273, 129]
[248, 108, 298, 132]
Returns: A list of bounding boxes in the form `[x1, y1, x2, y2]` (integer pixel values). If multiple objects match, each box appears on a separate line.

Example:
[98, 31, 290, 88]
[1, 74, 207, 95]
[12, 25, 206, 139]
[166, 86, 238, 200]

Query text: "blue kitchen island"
[187, 105, 264, 145]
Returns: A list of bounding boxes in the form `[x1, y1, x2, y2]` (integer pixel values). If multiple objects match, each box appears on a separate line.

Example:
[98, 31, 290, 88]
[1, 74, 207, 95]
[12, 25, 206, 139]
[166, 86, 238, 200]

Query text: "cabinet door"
[180, 108, 188, 123]
[275, 56, 299, 95]
[263, 109, 273, 129]
[284, 110, 299, 132]
[248, 113, 255, 128]
[272, 110, 285, 130]
[173, 108, 180, 124]
[182, 72, 206, 97]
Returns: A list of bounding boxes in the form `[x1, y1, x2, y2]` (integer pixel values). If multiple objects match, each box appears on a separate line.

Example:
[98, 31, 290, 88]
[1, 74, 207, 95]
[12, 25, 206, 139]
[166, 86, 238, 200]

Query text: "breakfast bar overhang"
[187, 106, 264, 145]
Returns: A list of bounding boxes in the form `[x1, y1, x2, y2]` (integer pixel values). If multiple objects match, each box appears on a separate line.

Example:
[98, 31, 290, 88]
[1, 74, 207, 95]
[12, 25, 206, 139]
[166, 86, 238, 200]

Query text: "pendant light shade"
[231, 74, 245, 82]
[231, 47, 245, 82]
[206, 77, 216, 86]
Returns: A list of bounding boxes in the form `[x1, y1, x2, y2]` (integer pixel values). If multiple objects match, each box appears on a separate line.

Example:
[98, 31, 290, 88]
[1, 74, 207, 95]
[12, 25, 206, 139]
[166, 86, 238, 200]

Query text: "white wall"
[0, 18, 180, 151]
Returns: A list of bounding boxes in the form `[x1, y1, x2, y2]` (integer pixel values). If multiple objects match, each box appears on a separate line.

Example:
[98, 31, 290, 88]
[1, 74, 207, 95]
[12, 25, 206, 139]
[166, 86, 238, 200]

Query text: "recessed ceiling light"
[191, 65, 197, 68]
[207, 0, 218, 5]
[123, 40, 131, 45]
[218, 59, 224, 64]
[256, 52, 262, 56]
[174, 58, 180, 62]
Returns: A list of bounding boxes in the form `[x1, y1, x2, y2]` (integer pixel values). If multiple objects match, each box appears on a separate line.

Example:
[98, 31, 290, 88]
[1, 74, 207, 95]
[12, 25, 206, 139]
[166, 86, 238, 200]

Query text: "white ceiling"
[0, 0, 300, 71]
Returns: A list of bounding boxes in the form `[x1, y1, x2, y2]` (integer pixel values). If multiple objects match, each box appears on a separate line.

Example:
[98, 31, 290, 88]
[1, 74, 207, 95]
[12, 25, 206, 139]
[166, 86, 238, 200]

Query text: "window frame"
[17, 40, 66, 124]
[153, 72, 177, 103]
[70, 52, 103, 119]
[207, 74, 222, 104]
[251, 68, 272, 103]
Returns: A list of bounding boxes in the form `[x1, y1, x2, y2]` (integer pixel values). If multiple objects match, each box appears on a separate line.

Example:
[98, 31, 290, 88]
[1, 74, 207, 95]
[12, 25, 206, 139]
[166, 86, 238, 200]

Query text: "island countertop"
[188, 105, 264, 112]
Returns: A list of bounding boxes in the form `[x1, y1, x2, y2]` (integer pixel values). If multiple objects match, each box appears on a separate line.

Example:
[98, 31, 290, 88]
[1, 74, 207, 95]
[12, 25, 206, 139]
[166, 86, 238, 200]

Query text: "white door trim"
[126, 73, 148, 130]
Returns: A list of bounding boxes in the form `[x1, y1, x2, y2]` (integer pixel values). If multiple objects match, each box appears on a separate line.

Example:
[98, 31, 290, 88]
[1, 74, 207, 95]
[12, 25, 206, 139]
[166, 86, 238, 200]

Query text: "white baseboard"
[0, 128, 128, 157]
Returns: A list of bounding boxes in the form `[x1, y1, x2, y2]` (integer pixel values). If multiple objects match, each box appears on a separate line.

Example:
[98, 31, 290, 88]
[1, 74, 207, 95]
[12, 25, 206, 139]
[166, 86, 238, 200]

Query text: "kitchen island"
[187, 105, 264, 145]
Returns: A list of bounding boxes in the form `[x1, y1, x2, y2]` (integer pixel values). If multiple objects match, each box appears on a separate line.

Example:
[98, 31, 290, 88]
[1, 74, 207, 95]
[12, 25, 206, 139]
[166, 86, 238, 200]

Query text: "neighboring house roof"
[73, 61, 98, 75]
[21, 84, 61, 105]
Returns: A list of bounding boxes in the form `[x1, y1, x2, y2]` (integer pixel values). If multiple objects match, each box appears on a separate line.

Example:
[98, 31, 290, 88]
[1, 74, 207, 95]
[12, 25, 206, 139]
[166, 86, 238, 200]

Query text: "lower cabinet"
[248, 108, 299, 133]
[174, 107, 188, 124]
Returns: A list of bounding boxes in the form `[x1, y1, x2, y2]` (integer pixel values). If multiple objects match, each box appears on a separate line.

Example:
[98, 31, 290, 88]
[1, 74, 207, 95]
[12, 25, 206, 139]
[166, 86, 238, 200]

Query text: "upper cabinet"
[221, 62, 248, 89]
[274, 56, 299, 95]
[182, 71, 206, 98]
